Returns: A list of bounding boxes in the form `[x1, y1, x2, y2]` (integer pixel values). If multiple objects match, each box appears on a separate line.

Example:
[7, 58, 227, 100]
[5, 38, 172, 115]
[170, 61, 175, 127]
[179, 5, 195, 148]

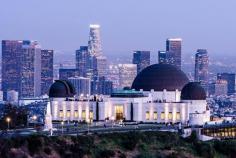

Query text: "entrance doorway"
[115, 105, 124, 121]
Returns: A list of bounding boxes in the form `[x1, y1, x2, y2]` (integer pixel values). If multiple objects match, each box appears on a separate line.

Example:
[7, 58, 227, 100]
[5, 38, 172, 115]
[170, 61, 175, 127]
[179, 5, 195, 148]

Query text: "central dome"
[49, 80, 76, 98]
[131, 64, 189, 91]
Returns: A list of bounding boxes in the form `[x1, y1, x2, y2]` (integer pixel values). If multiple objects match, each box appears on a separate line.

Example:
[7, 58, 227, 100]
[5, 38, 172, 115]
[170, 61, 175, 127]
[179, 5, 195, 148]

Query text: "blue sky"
[0, 0, 236, 57]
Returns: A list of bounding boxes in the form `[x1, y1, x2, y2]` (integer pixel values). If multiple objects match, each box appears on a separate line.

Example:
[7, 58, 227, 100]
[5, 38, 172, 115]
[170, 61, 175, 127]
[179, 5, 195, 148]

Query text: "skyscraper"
[75, 46, 90, 77]
[158, 51, 167, 64]
[217, 73, 235, 95]
[59, 68, 79, 80]
[2, 40, 42, 99]
[166, 38, 182, 69]
[213, 80, 228, 96]
[95, 56, 107, 77]
[21, 41, 42, 98]
[41, 49, 54, 95]
[194, 49, 209, 91]
[107, 64, 120, 89]
[68, 77, 91, 97]
[118, 64, 137, 89]
[133, 51, 150, 74]
[91, 76, 113, 95]
[88, 24, 102, 57]
[2, 40, 23, 100]
[87, 24, 107, 78]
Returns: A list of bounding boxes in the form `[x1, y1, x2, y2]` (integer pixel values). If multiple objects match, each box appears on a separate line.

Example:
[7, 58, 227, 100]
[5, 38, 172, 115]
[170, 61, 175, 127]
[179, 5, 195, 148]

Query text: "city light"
[6, 117, 11, 130]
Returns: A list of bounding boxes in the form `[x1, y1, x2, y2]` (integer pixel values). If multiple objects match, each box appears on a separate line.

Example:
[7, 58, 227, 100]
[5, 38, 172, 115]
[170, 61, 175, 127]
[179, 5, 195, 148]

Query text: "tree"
[0, 103, 28, 129]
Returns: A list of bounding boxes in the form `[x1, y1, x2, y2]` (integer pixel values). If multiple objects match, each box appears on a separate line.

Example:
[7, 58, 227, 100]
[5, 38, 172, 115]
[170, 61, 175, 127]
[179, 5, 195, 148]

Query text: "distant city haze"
[1, 0, 236, 58]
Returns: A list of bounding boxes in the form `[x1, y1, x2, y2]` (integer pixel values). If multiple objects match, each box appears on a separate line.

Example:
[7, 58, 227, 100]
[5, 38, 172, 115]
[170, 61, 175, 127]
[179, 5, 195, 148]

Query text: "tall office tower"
[95, 56, 107, 77]
[2, 40, 42, 99]
[21, 41, 42, 98]
[41, 49, 54, 95]
[118, 64, 137, 89]
[158, 51, 167, 64]
[107, 64, 120, 89]
[166, 38, 182, 69]
[0, 91, 3, 101]
[2, 40, 23, 100]
[217, 73, 235, 95]
[87, 24, 108, 79]
[75, 46, 90, 77]
[7, 90, 19, 104]
[88, 24, 102, 57]
[214, 80, 228, 96]
[68, 77, 91, 97]
[133, 51, 150, 74]
[91, 76, 113, 95]
[194, 49, 209, 91]
[59, 68, 79, 80]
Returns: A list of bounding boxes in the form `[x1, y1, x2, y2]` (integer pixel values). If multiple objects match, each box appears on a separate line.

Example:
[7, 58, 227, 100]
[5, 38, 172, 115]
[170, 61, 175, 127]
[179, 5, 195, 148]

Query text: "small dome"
[131, 64, 189, 91]
[49, 80, 75, 98]
[181, 82, 206, 100]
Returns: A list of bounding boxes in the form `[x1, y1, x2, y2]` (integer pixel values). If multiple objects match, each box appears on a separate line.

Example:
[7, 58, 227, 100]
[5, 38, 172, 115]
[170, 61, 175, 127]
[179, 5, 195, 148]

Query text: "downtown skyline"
[0, 0, 236, 58]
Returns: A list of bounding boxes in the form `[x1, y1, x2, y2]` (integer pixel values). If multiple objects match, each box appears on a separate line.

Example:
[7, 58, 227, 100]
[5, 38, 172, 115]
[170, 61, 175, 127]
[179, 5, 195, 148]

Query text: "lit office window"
[66, 110, 70, 118]
[176, 112, 181, 120]
[89, 111, 93, 120]
[59, 110, 63, 118]
[161, 112, 165, 120]
[168, 112, 172, 120]
[153, 112, 158, 120]
[82, 110, 86, 120]
[74, 111, 78, 118]
[146, 111, 150, 120]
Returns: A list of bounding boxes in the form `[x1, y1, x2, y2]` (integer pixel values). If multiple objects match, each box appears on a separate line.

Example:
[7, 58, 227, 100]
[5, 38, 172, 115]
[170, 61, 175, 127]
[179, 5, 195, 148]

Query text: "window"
[146, 111, 150, 120]
[153, 112, 158, 120]
[66, 110, 70, 118]
[176, 112, 180, 120]
[82, 110, 86, 120]
[59, 110, 63, 118]
[89, 111, 93, 120]
[168, 112, 172, 120]
[74, 110, 78, 118]
[115, 106, 124, 120]
[161, 112, 165, 120]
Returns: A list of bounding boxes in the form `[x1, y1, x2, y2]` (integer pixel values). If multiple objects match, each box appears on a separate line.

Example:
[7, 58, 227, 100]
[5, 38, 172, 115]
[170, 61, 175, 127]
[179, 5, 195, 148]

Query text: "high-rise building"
[75, 46, 90, 77]
[87, 24, 107, 79]
[41, 49, 54, 95]
[21, 41, 42, 98]
[133, 51, 150, 74]
[166, 38, 182, 69]
[59, 68, 79, 80]
[2, 40, 42, 99]
[158, 51, 167, 64]
[88, 24, 102, 57]
[118, 64, 137, 89]
[217, 73, 235, 95]
[214, 80, 228, 96]
[0, 91, 3, 101]
[107, 65, 120, 89]
[194, 49, 209, 91]
[68, 77, 91, 97]
[2, 40, 23, 100]
[95, 56, 107, 77]
[91, 76, 113, 95]
[7, 90, 19, 104]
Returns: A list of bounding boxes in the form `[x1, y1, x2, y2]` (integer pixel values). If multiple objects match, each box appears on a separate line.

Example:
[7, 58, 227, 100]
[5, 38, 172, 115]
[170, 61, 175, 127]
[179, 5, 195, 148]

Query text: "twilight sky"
[0, 0, 236, 57]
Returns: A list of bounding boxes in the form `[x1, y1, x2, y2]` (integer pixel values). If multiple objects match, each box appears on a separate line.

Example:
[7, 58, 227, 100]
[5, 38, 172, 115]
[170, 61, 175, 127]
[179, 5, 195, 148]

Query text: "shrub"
[120, 132, 140, 150]
[214, 140, 236, 157]
[95, 149, 115, 158]
[27, 135, 44, 155]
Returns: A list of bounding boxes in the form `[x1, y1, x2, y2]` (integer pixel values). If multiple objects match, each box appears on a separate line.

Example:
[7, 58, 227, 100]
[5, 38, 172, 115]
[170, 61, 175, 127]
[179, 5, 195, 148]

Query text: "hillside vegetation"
[0, 131, 236, 158]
